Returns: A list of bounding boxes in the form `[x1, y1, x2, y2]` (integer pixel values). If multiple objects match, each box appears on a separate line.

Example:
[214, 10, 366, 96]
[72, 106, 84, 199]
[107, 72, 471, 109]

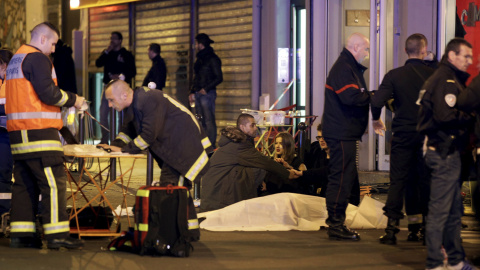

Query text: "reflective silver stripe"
[133, 135, 149, 150]
[188, 219, 199, 230]
[5, 54, 27, 80]
[43, 221, 69, 235]
[185, 150, 209, 180]
[10, 221, 36, 233]
[11, 140, 63, 154]
[44, 167, 59, 223]
[7, 111, 61, 120]
[0, 98, 5, 104]
[116, 132, 132, 144]
[0, 193, 11, 199]
[54, 89, 68, 106]
[164, 94, 201, 132]
[201, 137, 212, 149]
[21, 130, 28, 143]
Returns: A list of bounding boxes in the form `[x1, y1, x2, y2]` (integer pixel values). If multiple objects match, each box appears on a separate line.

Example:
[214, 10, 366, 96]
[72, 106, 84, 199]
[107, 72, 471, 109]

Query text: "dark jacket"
[200, 126, 290, 212]
[112, 87, 212, 182]
[371, 58, 435, 133]
[191, 46, 223, 93]
[457, 73, 480, 147]
[322, 48, 370, 141]
[52, 39, 77, 94]
[142, 55, 167, 90]
[95, 47, 136, 84]
[417, 62, 473, 153]
[299, 141, 329, 196]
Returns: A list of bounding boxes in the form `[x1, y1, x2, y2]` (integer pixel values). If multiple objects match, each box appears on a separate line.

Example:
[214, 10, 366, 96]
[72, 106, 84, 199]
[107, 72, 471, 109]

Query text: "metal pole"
[146, 152, 153, 186]
[109, 108, 116, 181]
[298, 122, 307, 161]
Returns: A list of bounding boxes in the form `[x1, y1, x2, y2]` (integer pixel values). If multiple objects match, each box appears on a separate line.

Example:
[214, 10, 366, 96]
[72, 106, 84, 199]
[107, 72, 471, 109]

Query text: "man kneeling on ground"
[200, 113, 300, 212]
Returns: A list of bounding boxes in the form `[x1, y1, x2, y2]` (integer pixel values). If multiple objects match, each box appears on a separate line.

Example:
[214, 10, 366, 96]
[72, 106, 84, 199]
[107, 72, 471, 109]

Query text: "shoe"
[10, 237, 43, 249]
[446, 261, 479, 270]
[327, 225, 360, 241]
[379, 218, 399, 245]
[407, 231, 420, 242]
[47, 237, 84, 249]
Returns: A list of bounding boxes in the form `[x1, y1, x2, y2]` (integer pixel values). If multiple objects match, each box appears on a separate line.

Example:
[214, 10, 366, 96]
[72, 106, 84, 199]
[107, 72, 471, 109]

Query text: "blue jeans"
[195, 91, 217, 147]
[424, 149, 465, 269]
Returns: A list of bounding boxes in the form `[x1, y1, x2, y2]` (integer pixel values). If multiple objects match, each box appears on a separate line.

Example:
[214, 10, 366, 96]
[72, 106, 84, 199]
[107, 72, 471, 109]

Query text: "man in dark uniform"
[142, 43, 167, 90]
[417, 38, 474, 270]
[95, 31, 136, 144]
[321, 33, 371, 241]
[371, 33, 435, 245]
[100, 80, 212, 240]
[6, 22, 85, 249]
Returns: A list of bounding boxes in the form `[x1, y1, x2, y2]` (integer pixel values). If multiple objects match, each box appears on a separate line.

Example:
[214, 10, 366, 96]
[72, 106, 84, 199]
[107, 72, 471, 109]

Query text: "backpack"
[133, 185, 192, 257]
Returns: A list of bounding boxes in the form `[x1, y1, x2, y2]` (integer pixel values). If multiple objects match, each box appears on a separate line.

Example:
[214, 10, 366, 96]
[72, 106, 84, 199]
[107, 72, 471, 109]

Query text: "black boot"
[379, 218, 399, 245]
[327, 224, 360, 241]
[407, 223, 421, 242]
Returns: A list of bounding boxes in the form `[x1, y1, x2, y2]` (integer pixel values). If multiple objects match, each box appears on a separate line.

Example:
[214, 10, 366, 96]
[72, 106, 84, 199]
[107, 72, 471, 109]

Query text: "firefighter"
[6, 22, 85, 249]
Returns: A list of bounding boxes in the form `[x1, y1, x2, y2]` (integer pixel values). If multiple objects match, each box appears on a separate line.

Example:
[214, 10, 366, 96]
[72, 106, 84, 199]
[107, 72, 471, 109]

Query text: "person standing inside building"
[417, 38, 475, 270]
[95, 31, 136, 144]
[371, 33, 435, 245]
[5, 22, 85, 249]
[189, 33, 223, 147]
[321, 33, 371, 241]
[142, 43, 166, 90]
[0, 49, 13, 218]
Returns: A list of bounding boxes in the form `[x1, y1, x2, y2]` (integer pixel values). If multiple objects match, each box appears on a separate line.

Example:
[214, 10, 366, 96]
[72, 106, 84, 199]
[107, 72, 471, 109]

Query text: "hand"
[288, 169, 300, 179]
[372, 119, 386, 136]
[189, 93, 195, 103]
[74, 95, 85, 110]
[106, 44, 114, 53]
[199, 89, 207, 95]
[103, 145, 122, 153]
[275, 158, 292, 169]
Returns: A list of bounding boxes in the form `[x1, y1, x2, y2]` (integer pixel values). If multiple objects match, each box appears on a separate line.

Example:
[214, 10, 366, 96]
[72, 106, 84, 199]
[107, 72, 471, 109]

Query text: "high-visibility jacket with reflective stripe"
[5, 45, 62, 131]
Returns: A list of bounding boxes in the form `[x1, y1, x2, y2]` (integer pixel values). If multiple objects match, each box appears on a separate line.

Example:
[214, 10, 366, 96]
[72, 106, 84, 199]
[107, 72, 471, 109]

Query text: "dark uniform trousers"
[383, 132, 430, 221]
[0, 128, 12, 215]
[152, 154, 200, 241]
[10, 158, 69, 240]
[324, 139, 359, 226]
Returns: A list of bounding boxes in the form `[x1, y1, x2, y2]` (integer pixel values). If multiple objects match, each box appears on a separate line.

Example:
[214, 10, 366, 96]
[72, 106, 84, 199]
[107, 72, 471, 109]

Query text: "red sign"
[457, 0, 480, 83]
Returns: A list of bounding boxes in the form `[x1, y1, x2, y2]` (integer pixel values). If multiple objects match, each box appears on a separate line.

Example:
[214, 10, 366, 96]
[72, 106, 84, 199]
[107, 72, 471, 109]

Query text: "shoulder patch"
[446, 80, 455, 83]
[445, 94, 456, 107]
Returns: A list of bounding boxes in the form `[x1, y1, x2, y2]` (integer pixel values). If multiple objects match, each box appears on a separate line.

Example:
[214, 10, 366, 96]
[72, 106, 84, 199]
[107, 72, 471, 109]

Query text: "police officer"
[417, 38, 474, 270]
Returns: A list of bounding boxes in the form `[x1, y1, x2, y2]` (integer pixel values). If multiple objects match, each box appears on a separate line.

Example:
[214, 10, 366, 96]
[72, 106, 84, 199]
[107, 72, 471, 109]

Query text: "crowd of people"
[0, 20, 479, 269]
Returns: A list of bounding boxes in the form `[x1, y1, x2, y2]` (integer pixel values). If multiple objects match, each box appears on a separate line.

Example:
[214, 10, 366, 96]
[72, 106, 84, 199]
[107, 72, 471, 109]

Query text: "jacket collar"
[341, 48, 368, 72]
[441, 61, 470, 86]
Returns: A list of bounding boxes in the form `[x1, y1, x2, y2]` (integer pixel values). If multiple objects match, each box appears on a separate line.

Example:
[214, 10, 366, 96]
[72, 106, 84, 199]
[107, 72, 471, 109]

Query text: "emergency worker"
[100, 80, 212, 241]
[6, 22, 85, 249]
[371, 33, 435, 244]
[417, 38, 474, 270]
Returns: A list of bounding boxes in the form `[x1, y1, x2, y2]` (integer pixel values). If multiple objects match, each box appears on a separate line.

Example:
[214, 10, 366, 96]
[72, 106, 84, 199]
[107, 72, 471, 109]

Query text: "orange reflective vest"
[5, 45, 62, 131]
[0, 75, 5, 104]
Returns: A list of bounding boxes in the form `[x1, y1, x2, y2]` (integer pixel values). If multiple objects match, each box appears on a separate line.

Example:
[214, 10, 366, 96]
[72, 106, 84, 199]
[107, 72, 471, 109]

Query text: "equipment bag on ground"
[133, 185, 192, 257]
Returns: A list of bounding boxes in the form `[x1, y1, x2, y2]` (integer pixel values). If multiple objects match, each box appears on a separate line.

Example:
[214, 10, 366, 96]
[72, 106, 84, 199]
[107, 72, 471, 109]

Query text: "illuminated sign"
[461, 2, 480, 26]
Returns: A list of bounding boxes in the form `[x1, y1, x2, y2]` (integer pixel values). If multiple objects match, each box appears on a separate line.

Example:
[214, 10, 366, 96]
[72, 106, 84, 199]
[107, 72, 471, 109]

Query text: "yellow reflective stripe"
[43, 221, 69, 235]
[44, 167, 59, 224]
[164, 94, 201, 132]
[11, 140, 63, 154]
[54, 89, 68, 106]
[7, 112, 62, 120]
[407, 214, 423, 224]
[142, 86, 151, 92]
[136, 189, 150, 197]
[133, 135, 149, 150]
[446, 80, 455, 83]
[188, 219, 199, 230]
[10, 221, 36, 233]
[135, 223, 148, 232]
[201, 137, 212, 149]
[116, 132, 132, 144]
[185, 150, 208, 180]
[21, 130, 28, 143]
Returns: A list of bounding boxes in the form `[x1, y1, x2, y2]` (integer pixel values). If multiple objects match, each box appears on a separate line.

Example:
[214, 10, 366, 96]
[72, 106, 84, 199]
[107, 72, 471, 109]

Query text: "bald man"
[5, 22, 85, 249]
[321, 33, 371, 241]
[100, 80, 213, 241]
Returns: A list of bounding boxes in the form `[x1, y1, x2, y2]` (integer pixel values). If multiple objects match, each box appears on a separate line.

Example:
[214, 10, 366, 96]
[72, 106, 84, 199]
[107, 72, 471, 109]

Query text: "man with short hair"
[6, 22, 85, 249]
[321, 33, 371, 241]
[99, 79, 212, 241]
[417, 38, 475, 270]
[95, 31, 136, 144]
[142, 43, 166, 90]
[189, 33, 223, 147]
[371, 33, 435, 245]
[200, 113, 299, 212]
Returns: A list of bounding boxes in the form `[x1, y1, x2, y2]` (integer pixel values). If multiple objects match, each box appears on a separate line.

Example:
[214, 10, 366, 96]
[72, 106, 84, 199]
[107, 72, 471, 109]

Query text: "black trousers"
[383, 132, 430, 220]
[10, 157, 69, 239]
[324, 139, 360, 226]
